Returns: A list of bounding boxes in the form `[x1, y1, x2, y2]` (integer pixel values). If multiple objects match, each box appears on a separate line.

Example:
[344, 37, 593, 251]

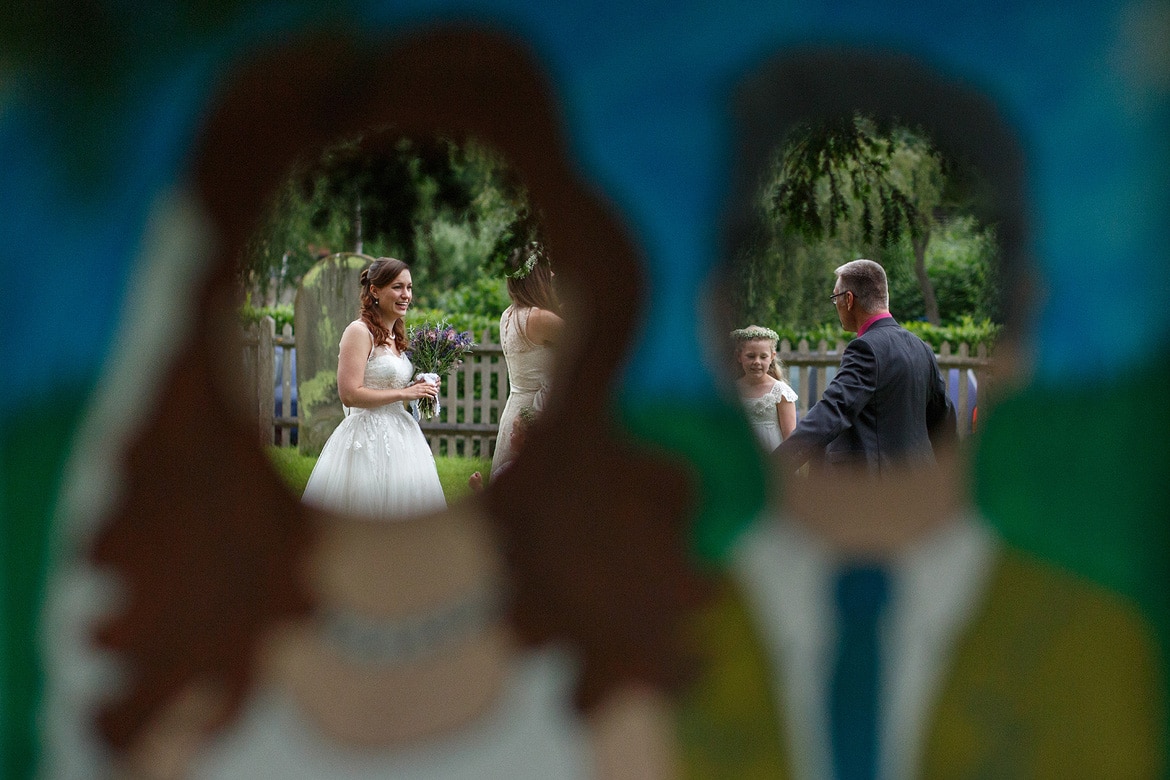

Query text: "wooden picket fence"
[415, 333, 506, 458]
[241, 317, 507, 456]
[242, 318, 992, 452]
[240, 318, 298, 447]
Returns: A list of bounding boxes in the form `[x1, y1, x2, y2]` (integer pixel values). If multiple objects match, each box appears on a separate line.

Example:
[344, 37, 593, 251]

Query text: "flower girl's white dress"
[302, 341, 446, 520]
[738, 379, 798, 451]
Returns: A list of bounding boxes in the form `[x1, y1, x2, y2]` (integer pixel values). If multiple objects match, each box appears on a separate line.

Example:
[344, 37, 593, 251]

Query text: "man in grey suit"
[776, 259, 956, 473]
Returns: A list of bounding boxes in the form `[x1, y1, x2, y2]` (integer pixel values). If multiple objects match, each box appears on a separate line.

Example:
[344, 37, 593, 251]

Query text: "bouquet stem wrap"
[413, 372, 441, 420]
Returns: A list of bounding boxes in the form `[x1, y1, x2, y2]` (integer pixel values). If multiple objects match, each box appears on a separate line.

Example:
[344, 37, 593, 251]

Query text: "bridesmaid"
[491, 242, 564, 477]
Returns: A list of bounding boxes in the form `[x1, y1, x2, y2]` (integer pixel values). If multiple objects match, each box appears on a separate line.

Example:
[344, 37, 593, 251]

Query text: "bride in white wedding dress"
[301, 257, 446, 520]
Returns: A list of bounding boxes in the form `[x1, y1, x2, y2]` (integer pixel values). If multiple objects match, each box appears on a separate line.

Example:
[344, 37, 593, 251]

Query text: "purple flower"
[405, 321, 478, 419]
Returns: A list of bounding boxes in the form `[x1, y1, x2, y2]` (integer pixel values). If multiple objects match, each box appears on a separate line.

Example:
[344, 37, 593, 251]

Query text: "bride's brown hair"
[360, 257, 409, 353]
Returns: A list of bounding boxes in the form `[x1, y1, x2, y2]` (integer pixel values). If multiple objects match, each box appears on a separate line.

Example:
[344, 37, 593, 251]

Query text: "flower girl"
[731, 325, 797, 451]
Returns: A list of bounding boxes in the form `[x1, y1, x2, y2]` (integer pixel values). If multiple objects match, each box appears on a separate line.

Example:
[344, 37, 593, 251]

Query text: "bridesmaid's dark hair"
[505, 243, 559, 313]
[360, 257, 410, 353]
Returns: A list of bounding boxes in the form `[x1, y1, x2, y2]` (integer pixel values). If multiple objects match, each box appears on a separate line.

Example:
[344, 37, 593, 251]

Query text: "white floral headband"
[507, 241, 547, 279]
[730, 325, 779, 344]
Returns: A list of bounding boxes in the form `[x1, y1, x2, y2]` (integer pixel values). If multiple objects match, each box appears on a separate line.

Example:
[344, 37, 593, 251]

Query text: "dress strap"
[504, 306, 538, 350]
[355, 321, 376, 361]
[515, 307, 538, 350]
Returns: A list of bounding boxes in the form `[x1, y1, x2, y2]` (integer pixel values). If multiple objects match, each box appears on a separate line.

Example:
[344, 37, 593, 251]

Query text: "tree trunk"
[353, 195, 363, 254]
[912, 226, 940, 325]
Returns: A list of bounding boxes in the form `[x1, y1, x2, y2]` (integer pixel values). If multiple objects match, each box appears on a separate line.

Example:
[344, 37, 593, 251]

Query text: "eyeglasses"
[829, 291, 851, 304]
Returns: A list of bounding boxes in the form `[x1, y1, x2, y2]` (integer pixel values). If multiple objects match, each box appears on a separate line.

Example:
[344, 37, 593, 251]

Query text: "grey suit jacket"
[776, 317, 955, 472]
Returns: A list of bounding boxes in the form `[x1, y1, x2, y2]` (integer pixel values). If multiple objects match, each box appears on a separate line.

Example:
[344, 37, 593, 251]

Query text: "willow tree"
[769, 115, 945, 324]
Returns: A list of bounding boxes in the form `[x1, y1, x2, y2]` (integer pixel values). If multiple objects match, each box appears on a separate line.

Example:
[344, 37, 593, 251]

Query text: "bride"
[301, 257, 446, 520]
[490, 242, 564, 478]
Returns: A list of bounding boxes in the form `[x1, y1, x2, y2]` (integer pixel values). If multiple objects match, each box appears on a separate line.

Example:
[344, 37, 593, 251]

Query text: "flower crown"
[507, 241, 547, 279]
[730, 325, 780, 344]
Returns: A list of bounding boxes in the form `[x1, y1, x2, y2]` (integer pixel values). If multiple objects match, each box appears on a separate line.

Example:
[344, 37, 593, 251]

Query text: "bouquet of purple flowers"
[405, 322, 477, 420]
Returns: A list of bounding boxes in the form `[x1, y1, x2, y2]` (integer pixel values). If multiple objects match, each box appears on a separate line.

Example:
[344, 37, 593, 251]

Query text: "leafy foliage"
[405, 308, 500, 341]
[765, 318, 1000, 351]
[771, 115, 924, 247]
[901, 318, 1000, 350]
[885, 217, 1001, 323]
[241, 131, 533, 307]
[734, 115, 1000, 331]
[430, 277, 511, 320]
[238, 299, 294, 332]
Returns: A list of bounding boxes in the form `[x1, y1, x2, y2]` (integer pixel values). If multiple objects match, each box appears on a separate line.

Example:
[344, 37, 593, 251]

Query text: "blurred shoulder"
[933, 546, 1165, 776]
[988, 548, 1157, 651]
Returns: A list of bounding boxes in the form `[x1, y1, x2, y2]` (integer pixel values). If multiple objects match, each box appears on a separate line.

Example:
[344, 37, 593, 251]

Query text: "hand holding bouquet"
[406, 322, 477, 420]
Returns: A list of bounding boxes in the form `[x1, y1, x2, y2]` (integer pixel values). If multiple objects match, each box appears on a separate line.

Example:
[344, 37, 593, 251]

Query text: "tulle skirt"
[302, 403, 447, 521]
[751, 420, 783, 452]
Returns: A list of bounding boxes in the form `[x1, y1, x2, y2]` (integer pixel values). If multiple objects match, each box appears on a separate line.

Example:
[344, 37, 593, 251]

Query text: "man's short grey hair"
[834, 259, 889, 311]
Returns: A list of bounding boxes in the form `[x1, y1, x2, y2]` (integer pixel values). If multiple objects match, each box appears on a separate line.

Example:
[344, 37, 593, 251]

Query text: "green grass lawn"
[265, 446, 490, 504]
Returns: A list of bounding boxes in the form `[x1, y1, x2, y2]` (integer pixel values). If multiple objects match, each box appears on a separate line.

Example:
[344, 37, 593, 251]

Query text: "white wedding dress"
[302, 341, 446, 520]
[490, 306, 553, 477]
[739, 379, 798, 451]
[192, 650, 591, 779]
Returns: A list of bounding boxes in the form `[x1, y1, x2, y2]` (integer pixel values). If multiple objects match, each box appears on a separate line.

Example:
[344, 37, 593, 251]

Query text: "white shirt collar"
[892, 510, 997, 649]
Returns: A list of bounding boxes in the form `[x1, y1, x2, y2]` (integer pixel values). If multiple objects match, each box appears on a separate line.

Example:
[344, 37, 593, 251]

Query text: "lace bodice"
[364, 345, 414, 391]
[341, 343, 415, 420]
[500, 306, 553, 395]
[739, 380, 798, 426]
[739, 379, 798, 451]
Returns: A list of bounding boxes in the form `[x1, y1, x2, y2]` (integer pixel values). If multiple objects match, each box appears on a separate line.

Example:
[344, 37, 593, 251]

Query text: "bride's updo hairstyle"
[505, 241, 559, 313]
[360, 257, 410, 352]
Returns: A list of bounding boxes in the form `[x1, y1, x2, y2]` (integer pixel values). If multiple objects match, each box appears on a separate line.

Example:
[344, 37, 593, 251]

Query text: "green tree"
[768, 115, 944, 323]
[241, 131, 532, 307]
[886, 126, 945, 324]
[740, 115, 1000, 329]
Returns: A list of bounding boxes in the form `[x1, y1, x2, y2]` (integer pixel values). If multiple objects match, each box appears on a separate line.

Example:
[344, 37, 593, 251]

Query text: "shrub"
[238, 304, 503, 344]
[766, 317, 999, 352]
[772, 322, 851, 346]
[239, 300, 295, 332]
[885, 216, 999, 324]
[406, 308, 500, 341]
[902, 317, 1000, 351]
[429, 277, 511, 319]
